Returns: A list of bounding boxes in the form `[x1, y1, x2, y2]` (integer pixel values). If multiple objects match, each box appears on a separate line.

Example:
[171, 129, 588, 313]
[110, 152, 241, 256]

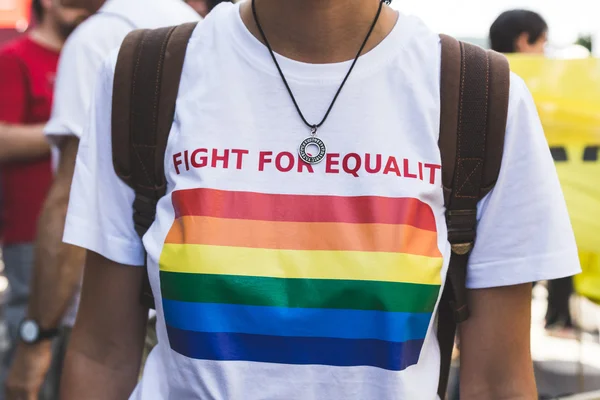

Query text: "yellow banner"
[508, 55, 600, 252]
[508, 56, 600, 302]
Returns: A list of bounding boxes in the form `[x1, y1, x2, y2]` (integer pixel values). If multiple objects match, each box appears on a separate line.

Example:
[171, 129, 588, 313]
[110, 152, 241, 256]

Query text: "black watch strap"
[37, 327, 60, 341]
[19, 319, 60, 344]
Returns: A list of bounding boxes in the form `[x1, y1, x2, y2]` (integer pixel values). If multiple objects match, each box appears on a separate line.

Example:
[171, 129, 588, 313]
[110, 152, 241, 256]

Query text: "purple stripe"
[166, 326, 424, 371]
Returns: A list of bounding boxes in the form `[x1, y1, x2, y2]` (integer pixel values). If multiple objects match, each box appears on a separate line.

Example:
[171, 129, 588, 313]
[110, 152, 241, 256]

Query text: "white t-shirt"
[46, 0, 200, 141]
[44, 0, 199, 327]
[64, 3, 580, 399]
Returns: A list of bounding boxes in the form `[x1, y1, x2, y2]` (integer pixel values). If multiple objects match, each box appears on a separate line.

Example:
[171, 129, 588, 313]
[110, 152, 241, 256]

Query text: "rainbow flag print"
[159, 188, 443, 371]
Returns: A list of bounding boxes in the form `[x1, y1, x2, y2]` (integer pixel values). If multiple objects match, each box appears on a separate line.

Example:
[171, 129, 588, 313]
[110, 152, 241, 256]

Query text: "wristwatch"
[18, 319, 59, 344]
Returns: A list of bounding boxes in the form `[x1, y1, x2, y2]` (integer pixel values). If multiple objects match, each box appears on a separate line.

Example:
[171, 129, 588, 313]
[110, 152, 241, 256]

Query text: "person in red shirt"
[0, 1, 88, 399]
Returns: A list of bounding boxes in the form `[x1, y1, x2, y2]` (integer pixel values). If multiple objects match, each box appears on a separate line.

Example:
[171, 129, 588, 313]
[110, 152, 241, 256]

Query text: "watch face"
[20, 320, 39, 344]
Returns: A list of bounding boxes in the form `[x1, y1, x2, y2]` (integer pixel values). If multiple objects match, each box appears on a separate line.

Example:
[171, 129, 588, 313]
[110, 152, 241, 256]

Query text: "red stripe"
[172, 189, 437, 231]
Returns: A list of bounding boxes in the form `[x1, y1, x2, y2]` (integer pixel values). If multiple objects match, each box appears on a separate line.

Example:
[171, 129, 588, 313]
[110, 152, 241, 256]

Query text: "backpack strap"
[112, 22, 198, 309]
[437, 34, 510, 398]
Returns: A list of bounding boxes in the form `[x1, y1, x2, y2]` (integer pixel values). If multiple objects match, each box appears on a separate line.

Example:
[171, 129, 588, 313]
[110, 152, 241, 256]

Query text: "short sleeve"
[0, 53, 27, 123]
[466, 73, 581, 289]
[63, 54, 145, 266]
[44, 34, 104, 141]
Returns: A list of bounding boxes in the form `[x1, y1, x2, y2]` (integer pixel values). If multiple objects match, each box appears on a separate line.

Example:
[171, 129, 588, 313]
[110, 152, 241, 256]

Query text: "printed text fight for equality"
[173, 148, 441, 184]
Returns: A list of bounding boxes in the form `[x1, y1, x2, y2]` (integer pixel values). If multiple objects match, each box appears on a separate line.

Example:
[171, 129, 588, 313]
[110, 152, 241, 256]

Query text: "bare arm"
[61, 251, 148, 399]
[6, 136, 86, 399]
[28, 136, 85, 328]
[459, 283, 537, 399]
[0, 123, 50, 162]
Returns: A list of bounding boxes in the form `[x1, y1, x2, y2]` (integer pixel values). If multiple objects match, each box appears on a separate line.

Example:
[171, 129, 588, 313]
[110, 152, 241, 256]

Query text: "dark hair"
[489, 10, 548, 53]
[32, 0, 44, 22]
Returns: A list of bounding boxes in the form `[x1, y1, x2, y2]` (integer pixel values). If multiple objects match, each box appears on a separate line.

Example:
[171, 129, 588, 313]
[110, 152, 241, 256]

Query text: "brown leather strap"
[112, 28, 146, 187]
[448, 41, 490, 209]
[482, 50, 510, 196]
[437, 35, 510, 399]
[439, 34, 461, 206]
[111, 22, 198, 309]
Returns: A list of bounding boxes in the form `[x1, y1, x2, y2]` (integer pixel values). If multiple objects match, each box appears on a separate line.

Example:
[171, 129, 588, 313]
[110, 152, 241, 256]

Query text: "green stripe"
[160, 271, 440, 313]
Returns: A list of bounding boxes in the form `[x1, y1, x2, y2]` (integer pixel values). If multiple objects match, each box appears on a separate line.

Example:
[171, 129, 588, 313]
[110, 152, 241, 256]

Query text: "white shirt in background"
[44, 0, 200, 327]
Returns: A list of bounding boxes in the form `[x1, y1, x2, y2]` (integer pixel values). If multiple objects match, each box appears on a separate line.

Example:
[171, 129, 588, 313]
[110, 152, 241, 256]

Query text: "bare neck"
[87, 0, 106, 14]
[29, 18, 64, 52]
[240, 0, 397, 63]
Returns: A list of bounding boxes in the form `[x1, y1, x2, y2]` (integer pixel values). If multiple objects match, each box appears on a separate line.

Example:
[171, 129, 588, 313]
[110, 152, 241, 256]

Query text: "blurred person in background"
[489, 9, 548, 55]
[0, 1, 89, 399]
[0, 0, 89, 398]
[4, 0, 199, 399]
[490, 9, 577, 339]
[186, 0, 233, 17]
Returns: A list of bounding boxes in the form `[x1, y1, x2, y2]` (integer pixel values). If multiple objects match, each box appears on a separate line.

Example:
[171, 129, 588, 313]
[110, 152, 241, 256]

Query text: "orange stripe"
[165, 216, 441, 257]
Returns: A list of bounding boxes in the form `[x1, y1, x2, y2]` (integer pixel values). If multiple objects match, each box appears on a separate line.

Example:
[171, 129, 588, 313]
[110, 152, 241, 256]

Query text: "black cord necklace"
[252, 0, 385, 165]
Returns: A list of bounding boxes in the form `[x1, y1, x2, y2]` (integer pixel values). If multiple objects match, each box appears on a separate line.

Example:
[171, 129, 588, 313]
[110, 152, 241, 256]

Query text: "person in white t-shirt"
[61, 1, 580, 399]
[4, 1, 200, 399]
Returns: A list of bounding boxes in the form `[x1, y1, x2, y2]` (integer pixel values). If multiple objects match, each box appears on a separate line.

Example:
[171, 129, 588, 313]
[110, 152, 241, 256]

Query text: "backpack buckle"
[451, 242, 473, 255]
[446, 209, 477, 247]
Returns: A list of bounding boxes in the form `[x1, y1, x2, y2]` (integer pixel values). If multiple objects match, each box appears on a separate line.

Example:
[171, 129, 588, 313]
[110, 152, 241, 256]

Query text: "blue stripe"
[166, 327, 424, 371]
[163, 299, 431, 343]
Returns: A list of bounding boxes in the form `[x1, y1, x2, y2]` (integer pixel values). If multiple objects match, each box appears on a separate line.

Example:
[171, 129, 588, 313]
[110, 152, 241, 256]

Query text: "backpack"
[111, 22, 510, 399]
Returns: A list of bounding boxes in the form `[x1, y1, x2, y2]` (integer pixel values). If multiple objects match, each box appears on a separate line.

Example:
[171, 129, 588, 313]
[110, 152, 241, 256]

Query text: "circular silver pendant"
[298, 136, 327, 165]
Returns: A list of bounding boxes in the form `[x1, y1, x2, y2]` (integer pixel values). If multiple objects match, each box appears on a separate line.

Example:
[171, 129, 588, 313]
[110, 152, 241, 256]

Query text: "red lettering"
[343, 153, 361, 178]
[259, 151, 273, 171]
[297, 157, 314, 173]
[383, 156, 401, 176]
[276, 152, 295, 172]
[191, 148, 208, 168]
[403, 159, 417, 179]
[183, 150, 190, 171]
[424, 163, 441, 185]
[173, 152, 183, 175]
[231, 149, 249, 170]
[365, 153, 382, 173]
[211, 149, 230, 168]
[418, 162, 424, 181]
[326, 153, 340, 173]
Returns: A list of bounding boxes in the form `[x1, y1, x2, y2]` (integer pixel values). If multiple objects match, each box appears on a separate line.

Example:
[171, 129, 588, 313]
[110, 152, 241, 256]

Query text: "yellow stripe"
[159, 244, 443, 285]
